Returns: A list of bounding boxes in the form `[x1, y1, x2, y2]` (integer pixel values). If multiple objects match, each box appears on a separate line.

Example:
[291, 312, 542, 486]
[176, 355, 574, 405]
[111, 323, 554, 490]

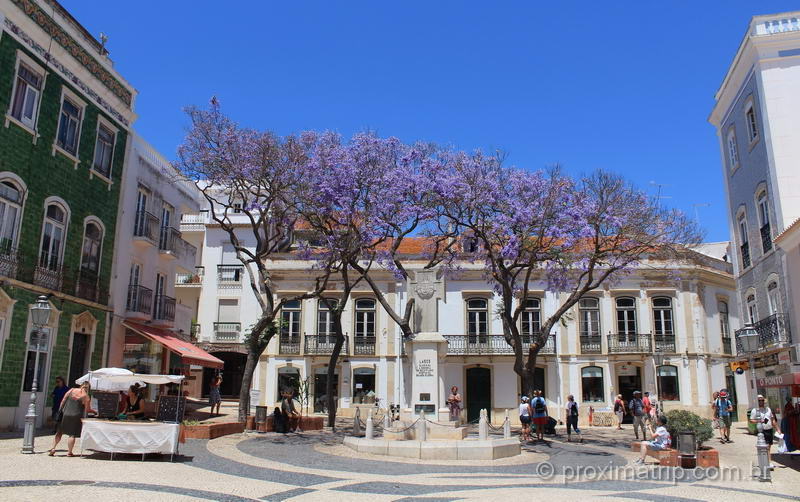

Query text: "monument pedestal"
[409, 331, 446, 418]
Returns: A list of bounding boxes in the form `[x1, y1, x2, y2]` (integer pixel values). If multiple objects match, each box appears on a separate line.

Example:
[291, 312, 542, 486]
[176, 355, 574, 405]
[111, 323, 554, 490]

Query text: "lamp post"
[21, 295, 52, 454]
[737, 323, 769, 481]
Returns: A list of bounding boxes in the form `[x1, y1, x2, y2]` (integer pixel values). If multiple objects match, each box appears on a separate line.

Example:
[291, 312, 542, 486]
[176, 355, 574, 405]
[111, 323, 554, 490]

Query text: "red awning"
[123, 321, 224, 369]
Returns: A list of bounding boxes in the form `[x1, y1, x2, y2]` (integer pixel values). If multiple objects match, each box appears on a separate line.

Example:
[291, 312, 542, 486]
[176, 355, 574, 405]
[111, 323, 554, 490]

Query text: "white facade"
[108, 134, 202, 372]
[185, 205, 743, 423]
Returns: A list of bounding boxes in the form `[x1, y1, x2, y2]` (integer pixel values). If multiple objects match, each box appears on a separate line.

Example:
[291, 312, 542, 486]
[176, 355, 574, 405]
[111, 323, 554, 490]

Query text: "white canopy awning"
[75, 368, 183, 391]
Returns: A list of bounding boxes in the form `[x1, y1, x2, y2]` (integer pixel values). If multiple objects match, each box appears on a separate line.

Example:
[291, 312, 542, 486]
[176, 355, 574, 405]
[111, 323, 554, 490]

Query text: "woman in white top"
[749, 394, 781, 468]
[519, 396, 532, 442]
[634, 414, 671, 464]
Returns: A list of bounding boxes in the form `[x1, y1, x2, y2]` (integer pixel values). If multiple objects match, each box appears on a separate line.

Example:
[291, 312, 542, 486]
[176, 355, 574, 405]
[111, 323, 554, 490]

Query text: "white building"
[108, 135, 221, 396]
[709, 11, 800, 412]
[186, 205, 744, 422]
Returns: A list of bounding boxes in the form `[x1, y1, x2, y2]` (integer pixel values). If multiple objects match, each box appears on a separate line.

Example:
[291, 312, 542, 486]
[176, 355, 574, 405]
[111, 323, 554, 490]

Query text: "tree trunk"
[523, 343, 541, 398]
[238, 350, 259, 423]
[326, 317, 346, 429]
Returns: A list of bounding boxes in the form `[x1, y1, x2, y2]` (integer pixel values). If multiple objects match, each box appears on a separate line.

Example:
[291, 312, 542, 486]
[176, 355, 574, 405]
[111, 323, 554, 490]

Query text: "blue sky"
[61, 1, 800, 241]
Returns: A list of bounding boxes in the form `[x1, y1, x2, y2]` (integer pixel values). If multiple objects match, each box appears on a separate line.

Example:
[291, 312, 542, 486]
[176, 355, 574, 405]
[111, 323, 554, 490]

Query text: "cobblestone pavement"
[0, 421, 798, 501]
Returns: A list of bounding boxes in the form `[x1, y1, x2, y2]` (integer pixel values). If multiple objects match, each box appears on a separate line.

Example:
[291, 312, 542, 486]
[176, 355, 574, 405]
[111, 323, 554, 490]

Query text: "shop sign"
[617, 364, 638, 376]
[757, 372, 800, 388]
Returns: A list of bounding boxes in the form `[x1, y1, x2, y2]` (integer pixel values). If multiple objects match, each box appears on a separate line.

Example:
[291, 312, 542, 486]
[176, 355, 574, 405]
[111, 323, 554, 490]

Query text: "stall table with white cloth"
[80, 419, 184, 460]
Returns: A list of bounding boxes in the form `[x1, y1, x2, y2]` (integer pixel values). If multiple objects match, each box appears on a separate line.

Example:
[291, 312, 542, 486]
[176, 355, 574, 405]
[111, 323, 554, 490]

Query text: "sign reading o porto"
[757, 372, 800, 388]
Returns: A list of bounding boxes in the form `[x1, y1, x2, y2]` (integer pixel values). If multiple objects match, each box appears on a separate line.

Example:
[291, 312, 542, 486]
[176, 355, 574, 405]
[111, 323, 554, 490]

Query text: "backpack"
[630, 398, 644, 417]
[534, 397, 546, 414]
[614, 399, 622, 412]
[568, 401, 578, 417]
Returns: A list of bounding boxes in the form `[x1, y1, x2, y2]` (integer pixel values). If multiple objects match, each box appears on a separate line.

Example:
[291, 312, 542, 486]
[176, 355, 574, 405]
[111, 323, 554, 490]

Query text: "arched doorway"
[466, 366, 491, 422]
[202, 352, 246, 398]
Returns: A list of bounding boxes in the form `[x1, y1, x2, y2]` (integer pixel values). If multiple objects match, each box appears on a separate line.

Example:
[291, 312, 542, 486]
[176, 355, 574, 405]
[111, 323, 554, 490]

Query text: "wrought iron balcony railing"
[580, 336, 602, 354]
[735, 313, 791, 352]
[126, 284, 153, 315]
[444, 333, 556, 355]
[304, 334, 348, 355]
[133, 210, 159, 243]
[354, 336, 376, 355]
[607, 333, 652, 353]
[0, 247, 19, 279]
[33, 264, 63, 291]
[654, 334, 676, 353]
[278, 335, 301, 354]
[217, 264, 243, 286]
[153, 294, 176, 322]
[176, 266, 204, 286]
[213, 322, 241, 341]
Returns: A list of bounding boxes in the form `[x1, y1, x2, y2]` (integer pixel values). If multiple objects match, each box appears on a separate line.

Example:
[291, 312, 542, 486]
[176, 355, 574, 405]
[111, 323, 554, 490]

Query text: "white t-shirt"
[653, 425, 671, 446]
[565, 401, 579, 417]
[750, 406, 774, 430]
[519, 402, 530, 417]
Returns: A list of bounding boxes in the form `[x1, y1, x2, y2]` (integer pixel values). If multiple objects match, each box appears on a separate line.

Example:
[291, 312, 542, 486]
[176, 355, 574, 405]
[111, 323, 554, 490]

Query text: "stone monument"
[406, 269, 449, 422]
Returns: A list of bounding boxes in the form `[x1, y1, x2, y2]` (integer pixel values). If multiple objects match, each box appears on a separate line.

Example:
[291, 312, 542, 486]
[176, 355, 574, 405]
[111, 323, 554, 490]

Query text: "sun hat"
[719, 390, 728, 398]
[521, 396, 529, 402]
[757, 394, 765, 400]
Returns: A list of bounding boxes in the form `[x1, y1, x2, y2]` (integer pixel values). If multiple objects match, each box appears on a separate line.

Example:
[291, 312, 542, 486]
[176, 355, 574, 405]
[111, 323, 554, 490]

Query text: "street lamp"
[737, 323, 770, 481]
[21, 295, 52, 454]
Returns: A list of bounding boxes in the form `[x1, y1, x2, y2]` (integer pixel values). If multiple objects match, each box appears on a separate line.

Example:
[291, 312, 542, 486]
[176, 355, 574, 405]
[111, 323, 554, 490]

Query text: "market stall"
[77, 370, 186, 460]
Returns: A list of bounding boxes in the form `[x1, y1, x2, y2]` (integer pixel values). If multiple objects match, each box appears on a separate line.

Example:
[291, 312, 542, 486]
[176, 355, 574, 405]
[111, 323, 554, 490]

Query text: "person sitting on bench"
[634, 414, 671, 464]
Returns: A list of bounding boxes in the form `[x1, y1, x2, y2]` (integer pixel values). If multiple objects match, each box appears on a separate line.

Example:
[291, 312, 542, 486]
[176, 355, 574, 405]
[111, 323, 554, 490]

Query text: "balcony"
[760, 223, 772, 253]
[304, 334, 348, 355]
[74, 269, 99, 303]
[180, 210, 208, 232]
[353, 336, 376, 355]
[0, 246, 19, 279]
[740, 242, 751, 269]
[158, 226, 181, 256]
[654, 334, 676, 353]
[176, 266, 204, 287]
[444, 334, 556, 355]
[580, 336, 602, 354]
[722, 337, 733, 355]
[153, 294, 176, 322]
[213, 322, 241, 341]
[735, 313, 792, 352]
[126, 284, 153, 315]
[217, 264, 243, 287]
[278, 335, 301, 354]
[33, 265, 63, 291]
[133, 210, 159, 245]
[607, 333, 652, 353]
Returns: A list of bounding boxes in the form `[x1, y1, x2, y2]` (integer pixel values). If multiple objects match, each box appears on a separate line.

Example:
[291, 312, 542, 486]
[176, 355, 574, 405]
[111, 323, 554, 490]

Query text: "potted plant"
[664, 410, 718, 468]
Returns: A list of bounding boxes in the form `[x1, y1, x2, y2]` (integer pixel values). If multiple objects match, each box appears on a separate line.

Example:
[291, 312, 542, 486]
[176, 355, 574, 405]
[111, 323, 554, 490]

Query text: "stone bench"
[630, 441, 678, 467]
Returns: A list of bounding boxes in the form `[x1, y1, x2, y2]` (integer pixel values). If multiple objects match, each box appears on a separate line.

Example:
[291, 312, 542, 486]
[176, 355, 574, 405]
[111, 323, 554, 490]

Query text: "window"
[581, 366, 604, 402]
[615, 297, 637, 335]
[277, 366, 300, 400]
[520, 298, 541, 342]
[56, 97, 82, 156]
[0, 181, 23, 255]
[126, 262, 142, 311]
[757, 192, 772, 253]
[280, 300, 301, 339]
[354, 298, 376, 340]
[579, 298, 600, 337]
[719, 301, 731, 353]
[466, 298, 488, 343]
[80, 222, 102, 275]
[656, 365, 680, 401]
[92, 124, 115, 178]
[317, 298, 338, 342]
[352, 367, 376, 404]
[652, 297, 673, 335]
[767, 281, 780, 315]
[746, 294, 758, 324]
[10, 63, 42, 129]
[745, 103, 759, 142]
[159, 203, 174, 250]
[726, 129, 739, 169]
[39, 203, 67, 271]
[738, 213, 750, 268]
[23, 327, 51, 392]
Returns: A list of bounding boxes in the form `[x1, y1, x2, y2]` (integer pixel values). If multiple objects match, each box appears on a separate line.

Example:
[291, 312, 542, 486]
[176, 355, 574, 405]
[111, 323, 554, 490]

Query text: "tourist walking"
[642, 391, 653, 424]
[714, 389, 733, 443]
[49, 382, 95, 457]
[531, 390, 548, 441]
[613, 394, 625, 430]
[750, 395, 781, 468]
[209, 375, 222, 416]
[634, 414, 671, 464]
[51, 376, 69, 424]
[519, 396, 532, 442]
[447, 386, 463, 422]
[629, 391, 647, 440]
[565, 394, 582, 442]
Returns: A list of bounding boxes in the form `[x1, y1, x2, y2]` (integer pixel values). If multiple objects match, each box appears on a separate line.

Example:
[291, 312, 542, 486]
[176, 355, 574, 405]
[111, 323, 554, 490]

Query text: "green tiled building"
[0, 0, 136, 429]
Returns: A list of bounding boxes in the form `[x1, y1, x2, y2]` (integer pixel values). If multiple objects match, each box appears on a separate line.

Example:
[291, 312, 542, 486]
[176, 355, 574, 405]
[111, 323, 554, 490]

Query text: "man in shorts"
[750, 394, 781, 468]
[715, 389, 733, 443]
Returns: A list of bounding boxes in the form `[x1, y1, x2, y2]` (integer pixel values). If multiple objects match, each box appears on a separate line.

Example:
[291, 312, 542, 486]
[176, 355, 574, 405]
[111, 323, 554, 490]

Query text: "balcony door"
[160, 203, 173, 249]
[134, 188, 149, 236]
[153, 273, 165, 318]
